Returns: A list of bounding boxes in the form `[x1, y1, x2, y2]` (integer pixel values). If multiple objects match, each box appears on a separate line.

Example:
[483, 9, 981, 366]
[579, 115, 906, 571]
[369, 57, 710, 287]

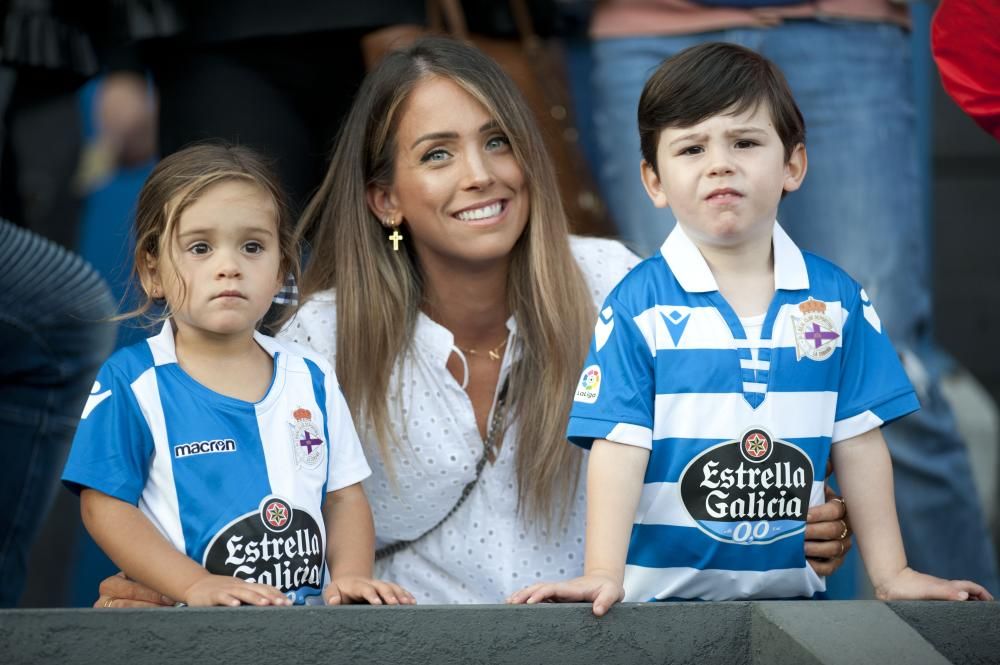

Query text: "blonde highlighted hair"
[294, 37, 596, 528]
[121, 142, 299, 324]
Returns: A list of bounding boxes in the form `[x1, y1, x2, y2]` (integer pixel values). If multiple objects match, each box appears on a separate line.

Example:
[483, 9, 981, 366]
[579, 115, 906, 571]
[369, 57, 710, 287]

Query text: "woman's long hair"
[294, 37, 594, 528]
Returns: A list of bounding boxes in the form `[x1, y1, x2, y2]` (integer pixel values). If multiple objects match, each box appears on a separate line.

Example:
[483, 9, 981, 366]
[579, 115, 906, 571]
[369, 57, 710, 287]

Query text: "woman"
[96, 37, 851, 607]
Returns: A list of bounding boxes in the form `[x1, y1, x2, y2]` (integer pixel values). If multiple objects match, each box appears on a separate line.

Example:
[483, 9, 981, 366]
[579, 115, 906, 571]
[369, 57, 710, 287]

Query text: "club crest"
[290, 407, 325, 470]
[791, 298, 840, 362]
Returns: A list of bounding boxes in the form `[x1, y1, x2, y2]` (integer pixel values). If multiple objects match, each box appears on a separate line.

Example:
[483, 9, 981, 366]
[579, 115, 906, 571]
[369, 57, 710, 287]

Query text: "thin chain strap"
[375, 376, 510, 561]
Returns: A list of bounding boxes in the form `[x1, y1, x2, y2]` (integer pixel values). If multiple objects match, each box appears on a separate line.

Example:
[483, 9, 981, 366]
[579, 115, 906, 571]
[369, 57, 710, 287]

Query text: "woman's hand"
[324, 576, 416, 606]
[805, 484, 852, 576]
[94, 572, 174, 608]
[182, 574, 291, 607]
[507, 574, 624, 617]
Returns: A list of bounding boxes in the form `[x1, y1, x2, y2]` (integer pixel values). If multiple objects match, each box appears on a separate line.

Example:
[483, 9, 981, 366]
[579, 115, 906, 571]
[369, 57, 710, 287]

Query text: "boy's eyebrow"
[410, 121, 500, 149]
[668, 126, 769, 147]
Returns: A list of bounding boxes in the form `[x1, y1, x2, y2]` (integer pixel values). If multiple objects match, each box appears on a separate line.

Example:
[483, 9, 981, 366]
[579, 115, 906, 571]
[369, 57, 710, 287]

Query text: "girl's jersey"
[63, 323, 371, 604]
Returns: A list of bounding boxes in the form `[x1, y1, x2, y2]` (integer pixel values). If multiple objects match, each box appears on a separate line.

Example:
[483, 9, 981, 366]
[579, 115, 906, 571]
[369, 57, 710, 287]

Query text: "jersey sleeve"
[567, 294, 655, 450]
[323, 370, 371, 492]
[832, 286, 920, 443]
[61, 362, 155, 503]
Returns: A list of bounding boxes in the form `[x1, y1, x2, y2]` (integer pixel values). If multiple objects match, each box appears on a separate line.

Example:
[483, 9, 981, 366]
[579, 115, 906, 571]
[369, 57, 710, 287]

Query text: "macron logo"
[81, 381, 112, 419]
[174, 438, 237, 459]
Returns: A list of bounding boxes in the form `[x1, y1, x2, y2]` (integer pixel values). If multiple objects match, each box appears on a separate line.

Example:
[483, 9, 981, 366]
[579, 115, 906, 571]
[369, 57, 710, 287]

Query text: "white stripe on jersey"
[771, 302, 848, 350]
[632, 302, 850, 354]
[132, 368, 185, 552]
[635, 480, 826, 528]
[633, 306, 730, 353]
[833, 409, 884, 443]
[605, 422, 653, 449]
[652, 391, 838, 440]
[624, 563, 826, 602]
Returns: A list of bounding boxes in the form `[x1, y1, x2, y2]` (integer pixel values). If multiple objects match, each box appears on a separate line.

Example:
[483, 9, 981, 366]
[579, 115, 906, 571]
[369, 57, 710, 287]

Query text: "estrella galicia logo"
[203, 495, 324, 603]
[679, 429, 813, 545]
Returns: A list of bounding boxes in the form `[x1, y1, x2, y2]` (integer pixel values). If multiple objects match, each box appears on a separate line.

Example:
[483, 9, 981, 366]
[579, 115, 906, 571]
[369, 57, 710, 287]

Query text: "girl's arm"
[81, 489, 291, 607]
[831, 428, 992, 601]
[321, 483, 414, 605]
[508, 438, 650, 615]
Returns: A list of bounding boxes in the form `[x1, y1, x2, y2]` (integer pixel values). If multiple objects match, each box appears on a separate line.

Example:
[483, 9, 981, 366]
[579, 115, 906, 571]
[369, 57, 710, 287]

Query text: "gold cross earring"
[386, 216, 403, 251]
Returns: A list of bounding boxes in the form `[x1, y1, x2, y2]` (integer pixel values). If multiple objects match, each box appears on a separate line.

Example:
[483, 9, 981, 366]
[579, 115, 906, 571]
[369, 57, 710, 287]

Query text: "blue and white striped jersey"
[63, 323, 371, 604]
[568, 222, 918, 601]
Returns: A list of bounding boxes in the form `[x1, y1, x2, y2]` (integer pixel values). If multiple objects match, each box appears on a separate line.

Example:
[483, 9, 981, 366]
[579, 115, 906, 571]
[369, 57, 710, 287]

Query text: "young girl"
[62, 143, 414, 607]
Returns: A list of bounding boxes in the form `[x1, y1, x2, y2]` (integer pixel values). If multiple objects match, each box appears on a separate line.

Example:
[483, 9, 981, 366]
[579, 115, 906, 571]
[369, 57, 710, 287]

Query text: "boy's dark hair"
[638, 42, 805, 173]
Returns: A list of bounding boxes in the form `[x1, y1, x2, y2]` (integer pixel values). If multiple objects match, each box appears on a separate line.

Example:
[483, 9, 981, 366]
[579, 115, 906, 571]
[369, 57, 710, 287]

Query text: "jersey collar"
[658, 220, 809, 293]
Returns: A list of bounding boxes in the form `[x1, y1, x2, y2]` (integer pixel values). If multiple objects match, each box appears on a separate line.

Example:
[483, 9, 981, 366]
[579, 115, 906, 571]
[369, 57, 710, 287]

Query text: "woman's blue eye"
[421, 149, 450, 163]
[486, 135, 510, 150]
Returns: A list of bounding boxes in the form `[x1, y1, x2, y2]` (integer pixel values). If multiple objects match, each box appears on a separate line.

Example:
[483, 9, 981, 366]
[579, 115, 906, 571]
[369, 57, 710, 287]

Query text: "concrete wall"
[2, 601, 997, 665]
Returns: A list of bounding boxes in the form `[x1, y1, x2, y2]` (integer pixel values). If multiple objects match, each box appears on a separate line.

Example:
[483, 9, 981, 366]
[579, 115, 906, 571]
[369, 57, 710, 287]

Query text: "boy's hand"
[182, 574, 292, 607]
[507, 574, 625, 617]
[875, 567, 994, 602]
[324, 576, 416, 606]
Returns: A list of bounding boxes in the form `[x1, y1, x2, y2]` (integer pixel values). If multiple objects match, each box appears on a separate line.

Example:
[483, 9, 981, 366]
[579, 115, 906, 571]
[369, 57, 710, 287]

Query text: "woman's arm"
[321, 483, 414, 605]
[81, 489, 290, 607]
[831, 428, 991, 601]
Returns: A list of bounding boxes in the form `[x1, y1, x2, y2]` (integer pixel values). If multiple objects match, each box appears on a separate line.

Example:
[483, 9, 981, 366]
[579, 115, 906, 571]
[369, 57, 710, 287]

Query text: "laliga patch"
[595, 305, 615, 351]
[203, 495, 324, 604]
[574, 365, 602, 404]
[290, 407, 325, 470]
[859, 288, 882, 334]
[791, 297, 840, 361]
[679, 428, 813, 545]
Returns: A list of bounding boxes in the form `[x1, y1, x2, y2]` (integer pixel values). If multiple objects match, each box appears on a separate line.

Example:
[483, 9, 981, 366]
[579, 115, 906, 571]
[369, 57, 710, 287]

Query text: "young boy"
[509, 42, 991, 612]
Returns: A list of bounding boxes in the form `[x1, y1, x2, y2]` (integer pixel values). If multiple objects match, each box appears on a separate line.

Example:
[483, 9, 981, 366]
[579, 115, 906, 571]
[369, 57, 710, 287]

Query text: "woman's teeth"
[456, 202, 502, 221]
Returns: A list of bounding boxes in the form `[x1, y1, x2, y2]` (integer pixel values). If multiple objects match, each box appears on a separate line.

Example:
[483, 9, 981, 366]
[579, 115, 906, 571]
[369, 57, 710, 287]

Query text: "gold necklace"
[457, 336, 508, 361]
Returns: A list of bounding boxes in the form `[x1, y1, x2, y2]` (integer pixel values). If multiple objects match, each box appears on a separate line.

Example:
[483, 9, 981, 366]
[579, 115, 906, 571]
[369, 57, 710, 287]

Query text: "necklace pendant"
[488, 349, 501, 361]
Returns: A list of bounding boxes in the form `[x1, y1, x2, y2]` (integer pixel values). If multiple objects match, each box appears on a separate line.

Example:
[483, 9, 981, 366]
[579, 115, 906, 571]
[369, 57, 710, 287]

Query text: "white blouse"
[278, 236, 640, 603]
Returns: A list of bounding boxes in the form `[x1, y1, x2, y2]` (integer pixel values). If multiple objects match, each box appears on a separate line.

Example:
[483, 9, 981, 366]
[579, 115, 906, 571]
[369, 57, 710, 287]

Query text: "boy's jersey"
[63, 323, 371, 604]
[568, 222, 918, 601]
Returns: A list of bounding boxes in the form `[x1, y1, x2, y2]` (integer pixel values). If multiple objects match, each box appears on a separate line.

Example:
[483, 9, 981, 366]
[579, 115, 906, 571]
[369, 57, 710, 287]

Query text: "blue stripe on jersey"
[644, 437, 831, 484]
[567, 416, 649, 450]
[867, 391, 921, 426]
[158, 366, 273, 563]
[654, 350, 744, 394]
[303, 358, 330, 498]
[626, 523, 806, 572]
[112, 336, 156, 382]
[767, 348, 840, 393]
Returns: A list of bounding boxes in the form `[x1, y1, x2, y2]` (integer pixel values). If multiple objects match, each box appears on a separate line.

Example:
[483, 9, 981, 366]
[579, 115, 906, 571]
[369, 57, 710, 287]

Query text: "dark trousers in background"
[0, 221, 116, 607]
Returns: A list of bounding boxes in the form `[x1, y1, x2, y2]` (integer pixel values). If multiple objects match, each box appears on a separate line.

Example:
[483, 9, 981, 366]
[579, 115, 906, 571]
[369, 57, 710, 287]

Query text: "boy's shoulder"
[602, 250, 692, 313]
[800, 250, 865, 308]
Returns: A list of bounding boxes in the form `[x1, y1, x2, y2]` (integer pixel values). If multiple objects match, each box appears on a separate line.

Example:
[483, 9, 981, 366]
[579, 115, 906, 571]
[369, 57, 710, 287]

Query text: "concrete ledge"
[1, 601, 996, 665]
